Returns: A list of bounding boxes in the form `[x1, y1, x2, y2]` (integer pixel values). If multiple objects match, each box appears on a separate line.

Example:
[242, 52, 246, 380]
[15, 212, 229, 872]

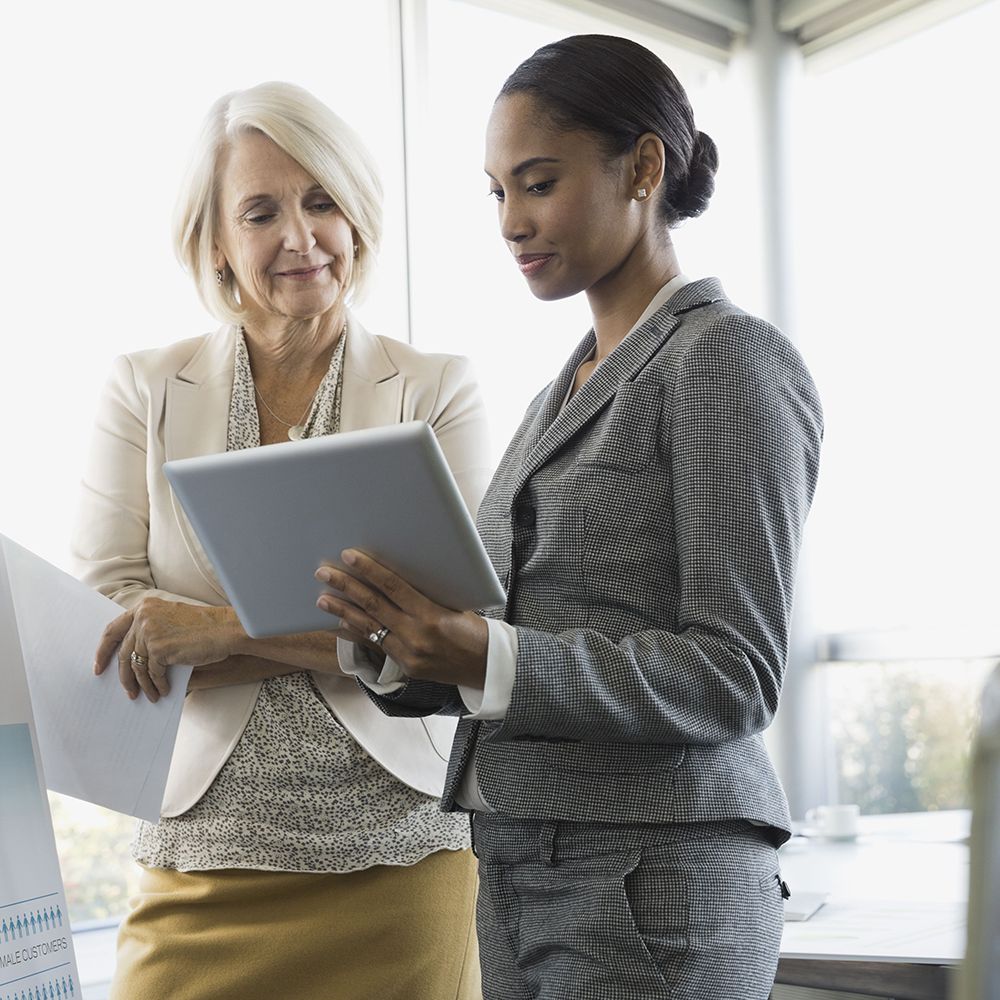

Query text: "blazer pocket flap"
[577, 381, 664, 471]
[540, 740, 686, 775]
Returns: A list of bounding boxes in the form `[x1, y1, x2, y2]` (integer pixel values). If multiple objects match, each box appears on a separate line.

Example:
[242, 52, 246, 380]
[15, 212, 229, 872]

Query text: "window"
[793, 0, 1000, 810]
[824, 658, 996, 814]
[47, 795, 138, 926]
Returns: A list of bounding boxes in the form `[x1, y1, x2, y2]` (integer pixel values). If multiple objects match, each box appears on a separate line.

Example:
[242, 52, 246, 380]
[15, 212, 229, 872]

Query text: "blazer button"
[515, 504, 536, 528]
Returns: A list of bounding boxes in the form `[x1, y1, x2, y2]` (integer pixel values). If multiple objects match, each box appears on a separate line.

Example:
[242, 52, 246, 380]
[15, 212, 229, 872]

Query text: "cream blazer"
[72, 315, 492, 817]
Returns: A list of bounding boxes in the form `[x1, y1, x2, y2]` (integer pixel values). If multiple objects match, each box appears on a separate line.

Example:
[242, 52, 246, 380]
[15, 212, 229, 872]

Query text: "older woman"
[74, 82, 487, 1000]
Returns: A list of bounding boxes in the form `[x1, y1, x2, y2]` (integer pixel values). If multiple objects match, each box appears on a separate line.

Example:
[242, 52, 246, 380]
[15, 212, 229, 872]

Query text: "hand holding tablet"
[315, 547, 493, 689]
[164, 421, 505, 639]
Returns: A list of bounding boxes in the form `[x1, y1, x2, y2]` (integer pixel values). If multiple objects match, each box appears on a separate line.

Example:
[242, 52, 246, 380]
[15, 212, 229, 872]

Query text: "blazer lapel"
[518, 333, 596, 459]
[339, 315, 402, 432]
[164, 326, 237, 600]
[512, 277, 728, 494]
[511, 311, 679, 496]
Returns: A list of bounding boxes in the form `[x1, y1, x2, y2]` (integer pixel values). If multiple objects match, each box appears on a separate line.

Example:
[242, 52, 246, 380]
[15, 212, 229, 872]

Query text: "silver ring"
[130, 651, 149, 668]
[368, 626, 390, 647]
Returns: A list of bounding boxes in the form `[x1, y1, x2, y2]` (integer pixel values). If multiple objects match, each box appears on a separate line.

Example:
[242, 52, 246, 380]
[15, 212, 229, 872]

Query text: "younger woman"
[319, 35, 823, 999]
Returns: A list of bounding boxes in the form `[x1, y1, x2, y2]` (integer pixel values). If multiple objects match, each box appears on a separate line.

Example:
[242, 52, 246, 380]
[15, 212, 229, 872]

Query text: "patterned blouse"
[133, 328, 470, 873]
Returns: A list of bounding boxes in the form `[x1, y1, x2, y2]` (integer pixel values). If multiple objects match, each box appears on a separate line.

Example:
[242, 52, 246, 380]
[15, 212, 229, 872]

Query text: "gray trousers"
[471, 813, 784, 1000]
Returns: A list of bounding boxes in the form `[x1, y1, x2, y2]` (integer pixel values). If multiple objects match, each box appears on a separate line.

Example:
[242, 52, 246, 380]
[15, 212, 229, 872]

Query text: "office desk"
[776, 811, 968, 999]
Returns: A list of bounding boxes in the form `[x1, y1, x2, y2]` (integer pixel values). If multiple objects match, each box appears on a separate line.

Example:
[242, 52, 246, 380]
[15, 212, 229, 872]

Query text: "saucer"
[796, 826, 859, 842]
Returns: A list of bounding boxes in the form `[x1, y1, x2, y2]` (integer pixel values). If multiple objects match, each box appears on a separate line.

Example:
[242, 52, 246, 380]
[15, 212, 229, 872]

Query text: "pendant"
[287, 425, 306, 441]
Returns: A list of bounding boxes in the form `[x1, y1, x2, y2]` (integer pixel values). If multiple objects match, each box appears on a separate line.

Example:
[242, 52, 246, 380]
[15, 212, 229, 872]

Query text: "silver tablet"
[163, 421, 505, 638]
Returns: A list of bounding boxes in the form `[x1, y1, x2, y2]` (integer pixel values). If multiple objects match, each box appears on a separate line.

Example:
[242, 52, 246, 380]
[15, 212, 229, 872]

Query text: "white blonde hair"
[173, 81, 383, 324]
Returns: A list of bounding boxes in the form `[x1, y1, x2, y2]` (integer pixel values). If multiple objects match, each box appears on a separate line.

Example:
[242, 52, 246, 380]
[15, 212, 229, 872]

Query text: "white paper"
[0, 545, 81, 997]
[783, 890, 829, 922]
[781, 899, 966, 963]
[0, 535, 191, 822]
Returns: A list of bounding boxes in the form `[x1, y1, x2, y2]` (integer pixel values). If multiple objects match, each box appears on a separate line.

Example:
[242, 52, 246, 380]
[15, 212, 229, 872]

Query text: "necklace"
[249, 322, 346, 441]
[253, 384, 315, 441]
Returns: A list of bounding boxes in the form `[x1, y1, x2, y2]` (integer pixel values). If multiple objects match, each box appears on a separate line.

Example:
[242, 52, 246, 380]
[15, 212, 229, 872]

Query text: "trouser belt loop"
[539, 820, 558, 867]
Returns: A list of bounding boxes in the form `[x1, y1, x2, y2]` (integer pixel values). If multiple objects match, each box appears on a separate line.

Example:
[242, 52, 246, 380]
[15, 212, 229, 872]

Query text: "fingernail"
[315, 568, 333, 583]
[317, 596, 332, 611]
[342, 550, 357, 565]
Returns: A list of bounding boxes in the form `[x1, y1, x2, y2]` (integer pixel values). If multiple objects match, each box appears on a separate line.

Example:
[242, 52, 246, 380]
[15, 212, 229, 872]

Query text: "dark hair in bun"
[498, 34, 718, 226]
[673, 131, 719, 220]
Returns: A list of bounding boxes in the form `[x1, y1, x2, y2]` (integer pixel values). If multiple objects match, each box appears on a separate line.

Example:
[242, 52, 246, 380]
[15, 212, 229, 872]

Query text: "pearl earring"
[353, 244, 359, 259]
[636, 188, 648, 200]
[215, 269, 224, 286]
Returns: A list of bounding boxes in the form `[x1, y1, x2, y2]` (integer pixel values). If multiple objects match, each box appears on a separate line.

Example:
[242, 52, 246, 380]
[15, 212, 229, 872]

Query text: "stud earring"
[215, 268, 224, 286]
[353, 244, 359, 259]
[636, 188, 648, 200]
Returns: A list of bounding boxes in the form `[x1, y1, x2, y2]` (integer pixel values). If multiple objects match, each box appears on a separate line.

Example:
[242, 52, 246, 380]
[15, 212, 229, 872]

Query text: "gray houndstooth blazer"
[370, 277, 823, 845]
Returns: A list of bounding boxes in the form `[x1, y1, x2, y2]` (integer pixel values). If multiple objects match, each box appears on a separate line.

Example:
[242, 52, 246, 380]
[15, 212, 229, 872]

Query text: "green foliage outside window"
[828, 659, 996, 814]
[49, 794, 139, 925]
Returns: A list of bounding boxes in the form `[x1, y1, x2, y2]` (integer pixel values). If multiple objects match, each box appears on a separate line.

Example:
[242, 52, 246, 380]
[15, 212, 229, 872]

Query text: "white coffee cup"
[805, 803, 860, 840]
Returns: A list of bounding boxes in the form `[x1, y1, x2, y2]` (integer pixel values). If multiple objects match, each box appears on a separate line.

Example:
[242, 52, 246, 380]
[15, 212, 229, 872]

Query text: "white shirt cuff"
[336, 637, 406, 693]
[458, 619, 517, 719]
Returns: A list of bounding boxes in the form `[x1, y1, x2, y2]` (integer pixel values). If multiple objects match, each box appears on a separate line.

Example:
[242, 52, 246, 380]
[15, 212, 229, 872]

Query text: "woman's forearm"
[94, 599, 346, 699]
[230, 628, 345, 675]
[187, 654, 307, 691]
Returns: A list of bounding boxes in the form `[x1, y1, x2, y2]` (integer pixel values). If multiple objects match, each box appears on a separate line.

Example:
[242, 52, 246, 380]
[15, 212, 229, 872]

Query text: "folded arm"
[75, 355, 344, 701]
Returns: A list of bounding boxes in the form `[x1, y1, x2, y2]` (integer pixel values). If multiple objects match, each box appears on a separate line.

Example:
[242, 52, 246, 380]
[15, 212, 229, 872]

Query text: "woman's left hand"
[315, 550, 488, 688]
[94, 598, 243, 702]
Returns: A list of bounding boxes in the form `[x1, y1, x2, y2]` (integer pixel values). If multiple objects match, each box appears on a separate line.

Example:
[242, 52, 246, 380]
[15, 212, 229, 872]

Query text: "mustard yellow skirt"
[111, 849, 482, 1000]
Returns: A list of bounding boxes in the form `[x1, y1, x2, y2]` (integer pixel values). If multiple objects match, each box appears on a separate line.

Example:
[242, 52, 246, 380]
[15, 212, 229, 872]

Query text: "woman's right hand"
[94, 597, 244, 702]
